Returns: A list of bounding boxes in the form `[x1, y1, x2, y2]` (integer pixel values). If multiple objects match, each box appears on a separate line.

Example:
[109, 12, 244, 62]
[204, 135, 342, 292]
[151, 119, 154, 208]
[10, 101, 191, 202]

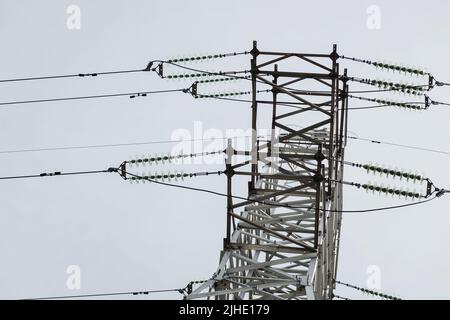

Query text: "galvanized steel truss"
[187, 42, 348, 300]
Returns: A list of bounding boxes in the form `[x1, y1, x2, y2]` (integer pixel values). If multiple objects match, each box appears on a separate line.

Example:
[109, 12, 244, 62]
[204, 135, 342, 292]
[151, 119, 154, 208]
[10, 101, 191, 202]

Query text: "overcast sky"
[0, 0, 449, 300]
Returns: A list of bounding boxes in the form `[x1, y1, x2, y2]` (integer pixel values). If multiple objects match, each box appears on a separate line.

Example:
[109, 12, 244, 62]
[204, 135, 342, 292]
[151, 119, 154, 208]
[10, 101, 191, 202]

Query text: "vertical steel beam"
[250, 41, 259, 190]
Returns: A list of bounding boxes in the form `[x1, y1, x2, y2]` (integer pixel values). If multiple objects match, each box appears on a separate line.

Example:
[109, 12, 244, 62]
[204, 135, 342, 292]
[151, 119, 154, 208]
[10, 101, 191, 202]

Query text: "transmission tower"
[2, 38, 450, 300]
[186, 41, 348, 300]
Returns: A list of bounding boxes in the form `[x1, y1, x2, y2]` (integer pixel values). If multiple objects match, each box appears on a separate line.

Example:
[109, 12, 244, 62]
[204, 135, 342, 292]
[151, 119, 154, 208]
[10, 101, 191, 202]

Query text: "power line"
[347, 135, 450, 156]
[5, 48, 443, 300]
[124, 171, 230, 198]
[0, 52, 412, 96]
[332, 294, 352, 300]
[4, 57, 438, 110]
[162, 60, 249, 79]
[200, 92, 431, 112]
[0, 135, 268, 155]
[2, 61, 442, 111]
[435, 81, 450, 87]
[0, 68, 146, 83]
[163, 61, 328, 96]
[346, 104, 392, 110]
[122, 171, 440, 214]
[0, 163, 439, 213]
[0, 88, 187, 107]
[0, 50, 250, 84]
[0, 158, 442, 214]
[429, 98, 450, 107]
[0, 168, 114, 181]
[23, 288, 184, 300]
[201, 85, 450, 111]
[165, 61, 435, 97]
[337, 196, 436, 214]
[21, 277, 210, 300]
[346, 88, 409, 94]
[204, 95, 399, 111]
[0, 150, 444, 213]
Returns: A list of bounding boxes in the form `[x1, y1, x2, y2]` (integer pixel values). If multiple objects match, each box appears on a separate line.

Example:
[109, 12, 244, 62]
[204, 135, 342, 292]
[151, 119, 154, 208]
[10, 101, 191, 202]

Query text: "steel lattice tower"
[187, 42, 348, 300]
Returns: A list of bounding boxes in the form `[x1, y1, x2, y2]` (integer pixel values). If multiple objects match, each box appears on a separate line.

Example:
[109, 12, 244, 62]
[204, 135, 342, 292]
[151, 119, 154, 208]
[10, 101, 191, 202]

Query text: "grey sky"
[0, 0, 449, 299]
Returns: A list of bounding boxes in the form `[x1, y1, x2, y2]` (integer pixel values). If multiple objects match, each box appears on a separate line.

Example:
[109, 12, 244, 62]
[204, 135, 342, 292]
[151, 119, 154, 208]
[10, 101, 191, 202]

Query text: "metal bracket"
[157, 63, 164, 78]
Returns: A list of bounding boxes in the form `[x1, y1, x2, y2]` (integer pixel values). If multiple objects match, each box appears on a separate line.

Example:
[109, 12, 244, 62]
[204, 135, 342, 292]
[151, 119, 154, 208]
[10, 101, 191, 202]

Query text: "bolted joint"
[313, 173, 324, 183]
[339, 91, 348, 99]
[251, 66, 260, 75]
[271, 86, 280, 95]
[341, 69, 348, 83]
[224, 164, 235, 177]
[329, 71, 339, 79]
[330, 50, 339, 61]
[250, 47, 260, 57]
[340, 75, 350, 82]
[250, 40, 260, 57]
[314, 150, 325, 162]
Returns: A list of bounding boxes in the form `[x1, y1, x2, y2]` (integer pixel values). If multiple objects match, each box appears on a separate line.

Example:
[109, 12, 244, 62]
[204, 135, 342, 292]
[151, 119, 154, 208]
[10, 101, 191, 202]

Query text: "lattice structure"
[187, 42, 348, 300]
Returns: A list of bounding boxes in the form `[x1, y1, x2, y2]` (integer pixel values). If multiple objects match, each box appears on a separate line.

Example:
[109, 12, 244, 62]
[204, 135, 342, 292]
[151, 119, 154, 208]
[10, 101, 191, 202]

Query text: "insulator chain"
[162, 72, 248, 82]
[196, 75, 251, 84]
[343, 160, 425, 182]
[126, 150, 224, 167]
[372, 62, 425, 77]
[349, 94, 425, 110]
[339, 55, 427, 76]
[363, 183, 423, 199]
[349, 77, 427, 95]
[127, 170, 223, 183]
[195, 89, 270, 99]
[167, 51, 249, 64]
[346, 181, 424, 200]
[335, 280, 401, 300]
